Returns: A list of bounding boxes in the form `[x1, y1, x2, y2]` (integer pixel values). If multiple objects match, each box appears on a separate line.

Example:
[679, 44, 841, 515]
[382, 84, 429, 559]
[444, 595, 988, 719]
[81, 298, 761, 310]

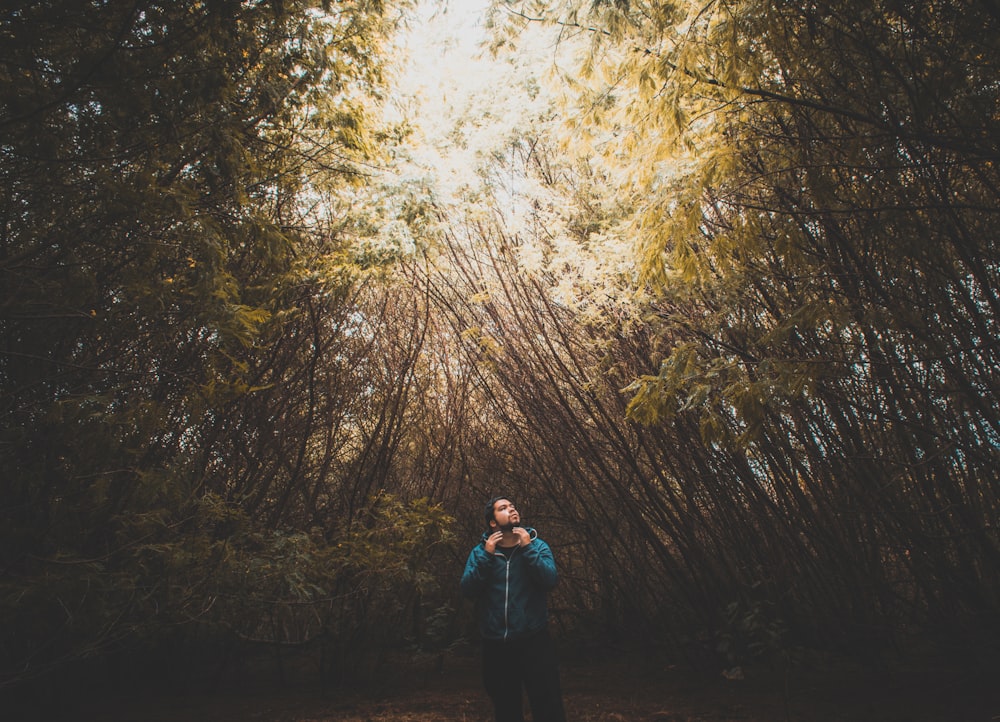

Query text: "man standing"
[460, 496, 567, 722]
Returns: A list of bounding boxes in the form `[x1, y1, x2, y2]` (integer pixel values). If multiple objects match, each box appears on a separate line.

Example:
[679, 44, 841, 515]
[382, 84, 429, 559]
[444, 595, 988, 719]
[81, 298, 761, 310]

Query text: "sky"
[382, 0, 643, 315]
[386, 0, 563, 204]
[387, 0, 495, 195]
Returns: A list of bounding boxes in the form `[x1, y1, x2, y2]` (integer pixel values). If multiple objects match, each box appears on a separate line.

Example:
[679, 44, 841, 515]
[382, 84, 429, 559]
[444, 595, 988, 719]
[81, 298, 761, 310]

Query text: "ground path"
[62, 650, 999, 722]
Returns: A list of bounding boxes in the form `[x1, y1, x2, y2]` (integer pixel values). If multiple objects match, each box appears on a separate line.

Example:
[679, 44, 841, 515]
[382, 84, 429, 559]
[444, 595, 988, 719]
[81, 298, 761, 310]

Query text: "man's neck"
[498, 530, 518, 547]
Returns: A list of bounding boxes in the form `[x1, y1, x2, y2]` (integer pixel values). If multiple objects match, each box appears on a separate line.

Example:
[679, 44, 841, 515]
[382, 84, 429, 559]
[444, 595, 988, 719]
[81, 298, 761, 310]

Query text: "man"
[460, 496, 566, 722]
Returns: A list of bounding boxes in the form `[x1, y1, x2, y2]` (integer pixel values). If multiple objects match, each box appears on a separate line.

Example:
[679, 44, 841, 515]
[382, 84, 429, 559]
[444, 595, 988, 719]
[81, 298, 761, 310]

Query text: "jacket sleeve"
[460, 544, 493, 598]
[520, 536, 558, 591]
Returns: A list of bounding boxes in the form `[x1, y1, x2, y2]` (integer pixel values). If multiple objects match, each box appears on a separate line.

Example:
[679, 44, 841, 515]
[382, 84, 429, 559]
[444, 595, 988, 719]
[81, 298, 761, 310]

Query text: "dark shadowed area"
[11, 649, 1000, 722]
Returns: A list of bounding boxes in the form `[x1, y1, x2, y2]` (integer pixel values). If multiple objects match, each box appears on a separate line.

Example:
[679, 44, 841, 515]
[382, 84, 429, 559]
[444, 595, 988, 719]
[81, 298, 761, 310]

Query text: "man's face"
[491, 498, 520, 531]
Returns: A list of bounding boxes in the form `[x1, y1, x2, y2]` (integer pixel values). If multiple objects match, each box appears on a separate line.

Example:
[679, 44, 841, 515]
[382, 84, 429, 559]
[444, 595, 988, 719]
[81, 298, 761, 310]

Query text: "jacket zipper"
[503, 555, 511, 640]
[499, 545, 519, 641]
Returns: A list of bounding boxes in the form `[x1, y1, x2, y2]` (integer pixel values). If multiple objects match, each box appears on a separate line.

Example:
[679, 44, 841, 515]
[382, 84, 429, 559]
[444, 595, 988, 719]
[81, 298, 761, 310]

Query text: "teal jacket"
[460, 527, 558, 641]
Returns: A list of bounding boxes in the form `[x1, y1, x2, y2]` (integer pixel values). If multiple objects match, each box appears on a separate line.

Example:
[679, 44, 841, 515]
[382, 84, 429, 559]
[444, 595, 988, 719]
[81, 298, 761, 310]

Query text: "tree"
[490, 0, 1000, 659]
[0, 0, 402, 689]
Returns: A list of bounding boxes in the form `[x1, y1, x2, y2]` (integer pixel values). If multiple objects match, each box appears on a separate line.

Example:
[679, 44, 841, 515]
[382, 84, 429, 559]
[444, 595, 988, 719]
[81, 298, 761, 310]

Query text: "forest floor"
[20, 648, 1000, 722]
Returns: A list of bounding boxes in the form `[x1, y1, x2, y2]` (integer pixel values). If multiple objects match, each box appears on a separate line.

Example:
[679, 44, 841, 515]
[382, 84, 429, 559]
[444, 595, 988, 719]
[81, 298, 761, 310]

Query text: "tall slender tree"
[0, 0, 401, 688]
[462, 0, 1000, 662]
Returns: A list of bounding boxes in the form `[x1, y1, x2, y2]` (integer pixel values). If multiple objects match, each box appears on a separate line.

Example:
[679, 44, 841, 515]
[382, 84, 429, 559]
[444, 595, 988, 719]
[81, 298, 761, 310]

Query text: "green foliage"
[0, 0, 406, 689]
[176, 493, 455, 680]
[5, 0, 1000, 692]
[714, 590, 798, 670]
[483, 0, 1000, 663]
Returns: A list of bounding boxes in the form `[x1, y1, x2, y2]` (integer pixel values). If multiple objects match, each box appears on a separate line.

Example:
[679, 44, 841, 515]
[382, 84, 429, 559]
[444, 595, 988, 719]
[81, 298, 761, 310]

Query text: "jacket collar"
[480, 526, 538, 545]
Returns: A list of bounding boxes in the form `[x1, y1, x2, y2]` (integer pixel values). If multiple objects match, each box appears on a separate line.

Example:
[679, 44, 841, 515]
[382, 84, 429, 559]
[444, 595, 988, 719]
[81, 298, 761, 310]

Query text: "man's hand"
[512, 527, 532, 546]
[485, 530, 504, 554]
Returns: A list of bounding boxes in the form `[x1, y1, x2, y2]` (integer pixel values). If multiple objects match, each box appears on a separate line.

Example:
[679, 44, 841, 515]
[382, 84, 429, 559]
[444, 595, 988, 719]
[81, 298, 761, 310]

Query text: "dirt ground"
[20, 650, 1000, 722]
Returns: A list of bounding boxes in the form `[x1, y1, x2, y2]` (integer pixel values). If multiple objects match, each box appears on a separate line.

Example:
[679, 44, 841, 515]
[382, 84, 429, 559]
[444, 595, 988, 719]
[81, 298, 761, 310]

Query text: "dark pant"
[481, 629, 566, 722]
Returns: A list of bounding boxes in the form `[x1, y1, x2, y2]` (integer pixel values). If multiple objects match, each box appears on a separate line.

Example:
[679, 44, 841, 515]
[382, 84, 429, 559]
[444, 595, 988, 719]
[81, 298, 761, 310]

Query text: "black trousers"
[481, 629, 566, 722]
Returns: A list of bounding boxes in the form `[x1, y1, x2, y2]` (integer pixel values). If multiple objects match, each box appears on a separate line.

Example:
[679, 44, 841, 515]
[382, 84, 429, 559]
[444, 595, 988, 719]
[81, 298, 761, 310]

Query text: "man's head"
[484, 496, 520, 531]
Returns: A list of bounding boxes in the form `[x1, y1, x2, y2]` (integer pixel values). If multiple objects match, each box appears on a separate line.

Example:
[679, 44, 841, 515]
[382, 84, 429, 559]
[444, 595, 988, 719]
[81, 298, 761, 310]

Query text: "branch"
[504, 5, 1000, 161]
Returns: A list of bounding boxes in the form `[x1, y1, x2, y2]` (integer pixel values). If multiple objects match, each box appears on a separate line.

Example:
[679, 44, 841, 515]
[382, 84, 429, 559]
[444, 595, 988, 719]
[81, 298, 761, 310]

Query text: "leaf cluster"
[0, 0, 412, 690]
[477, 0, 1000, 662]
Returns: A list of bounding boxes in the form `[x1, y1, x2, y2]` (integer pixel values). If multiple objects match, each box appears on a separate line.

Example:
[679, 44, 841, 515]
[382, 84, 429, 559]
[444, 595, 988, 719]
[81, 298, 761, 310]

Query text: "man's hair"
[484, 495, 515, 525]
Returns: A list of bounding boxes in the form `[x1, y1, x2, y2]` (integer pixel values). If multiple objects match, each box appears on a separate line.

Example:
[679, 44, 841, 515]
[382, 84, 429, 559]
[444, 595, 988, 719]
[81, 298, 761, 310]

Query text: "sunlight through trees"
[2, 0, 998, 701]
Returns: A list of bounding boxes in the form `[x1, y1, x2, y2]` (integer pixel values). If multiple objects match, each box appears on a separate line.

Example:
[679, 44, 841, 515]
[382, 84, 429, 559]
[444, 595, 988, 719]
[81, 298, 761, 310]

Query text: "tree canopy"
[2, 0, 999, 701]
